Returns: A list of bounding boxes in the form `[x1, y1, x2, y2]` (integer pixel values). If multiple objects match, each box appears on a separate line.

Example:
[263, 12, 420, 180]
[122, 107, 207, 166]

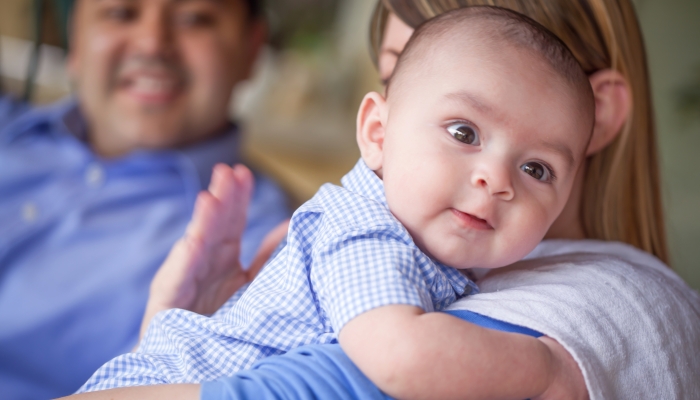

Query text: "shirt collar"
[176, 124, 241, 189]
[1, 97, 78, 142]
[342, 159, 479, 297]
[441, 265, 480, 296]
[340, 159, 387, 207]
[3, 96, 241, 190]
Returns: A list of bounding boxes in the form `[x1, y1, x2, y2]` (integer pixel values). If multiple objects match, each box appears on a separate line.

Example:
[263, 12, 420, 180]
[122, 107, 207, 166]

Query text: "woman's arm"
[339, 305, 587, 400]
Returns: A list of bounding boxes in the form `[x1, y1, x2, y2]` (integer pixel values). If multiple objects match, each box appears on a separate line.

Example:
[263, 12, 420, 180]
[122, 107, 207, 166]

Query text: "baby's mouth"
[451, 208, 494, 230]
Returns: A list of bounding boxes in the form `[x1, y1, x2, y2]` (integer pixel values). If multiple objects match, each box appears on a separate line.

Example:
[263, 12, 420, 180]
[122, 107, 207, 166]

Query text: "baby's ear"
[356, 92, 388, 171]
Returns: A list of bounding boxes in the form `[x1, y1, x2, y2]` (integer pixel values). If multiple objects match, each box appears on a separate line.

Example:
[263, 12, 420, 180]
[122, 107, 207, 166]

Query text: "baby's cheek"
[506, 204, 551, 254]
[523, 204, 552, 236]
[384, 181, 423, 231]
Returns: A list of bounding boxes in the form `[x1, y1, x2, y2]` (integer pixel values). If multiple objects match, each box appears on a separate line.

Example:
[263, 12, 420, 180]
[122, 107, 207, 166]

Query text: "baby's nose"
[471, 166, 514, 201]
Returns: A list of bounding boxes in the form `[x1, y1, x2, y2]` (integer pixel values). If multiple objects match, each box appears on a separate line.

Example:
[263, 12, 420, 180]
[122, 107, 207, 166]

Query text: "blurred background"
[1, 0, 698, 290]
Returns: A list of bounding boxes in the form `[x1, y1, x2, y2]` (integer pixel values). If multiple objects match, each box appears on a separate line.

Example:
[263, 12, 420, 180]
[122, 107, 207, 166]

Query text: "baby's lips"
[451, 208, 494, 230]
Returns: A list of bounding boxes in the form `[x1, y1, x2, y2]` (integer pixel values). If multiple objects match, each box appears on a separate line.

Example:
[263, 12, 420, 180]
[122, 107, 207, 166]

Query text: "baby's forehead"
[388, 7, 595, 140]
[391, 33, 564, 108]
[393, 16, 565, 89]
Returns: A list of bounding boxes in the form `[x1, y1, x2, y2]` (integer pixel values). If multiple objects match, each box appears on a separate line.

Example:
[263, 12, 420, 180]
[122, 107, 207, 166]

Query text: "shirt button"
[22, 202, 39, 222]
[463, 285, 474, 296]
[85, 163, 105, 187]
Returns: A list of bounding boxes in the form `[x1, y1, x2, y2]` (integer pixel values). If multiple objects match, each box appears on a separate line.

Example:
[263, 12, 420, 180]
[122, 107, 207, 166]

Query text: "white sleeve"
[447, 241, 700, 400]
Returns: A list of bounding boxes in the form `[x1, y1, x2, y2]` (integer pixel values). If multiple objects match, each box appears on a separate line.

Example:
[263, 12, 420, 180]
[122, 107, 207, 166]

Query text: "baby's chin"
[406, 222, 532, 269]
[423, 245, 487, 270]
[423, 240, 529, 270]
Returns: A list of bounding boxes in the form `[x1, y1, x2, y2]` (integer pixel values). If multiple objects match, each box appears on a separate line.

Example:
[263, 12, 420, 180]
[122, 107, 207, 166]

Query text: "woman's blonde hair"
[370, 0, 668, 264]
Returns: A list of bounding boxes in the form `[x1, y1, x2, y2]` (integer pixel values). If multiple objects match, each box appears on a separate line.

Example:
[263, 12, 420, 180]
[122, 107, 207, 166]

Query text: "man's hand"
[138, 163, 289, 342]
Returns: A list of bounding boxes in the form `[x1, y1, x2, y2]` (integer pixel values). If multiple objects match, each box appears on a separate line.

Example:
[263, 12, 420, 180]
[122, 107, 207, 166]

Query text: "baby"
[80, 6, 595, 399]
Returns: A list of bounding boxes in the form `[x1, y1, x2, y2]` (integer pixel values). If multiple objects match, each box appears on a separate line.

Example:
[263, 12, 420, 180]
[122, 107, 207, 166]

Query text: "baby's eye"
[447, 123, 480, 145]
[520, 162, 554, 182]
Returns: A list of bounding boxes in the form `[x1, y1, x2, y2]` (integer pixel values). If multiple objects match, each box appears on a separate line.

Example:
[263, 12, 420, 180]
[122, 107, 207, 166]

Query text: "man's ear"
[356, 92, 388, 171]
[586, 69, 631, 156]
[241, 20, 267, 80]
[66, 4, 81, 80]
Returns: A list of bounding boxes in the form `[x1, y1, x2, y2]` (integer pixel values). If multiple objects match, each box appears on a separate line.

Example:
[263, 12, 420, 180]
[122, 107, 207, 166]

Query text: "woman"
[68, 0, 700, 399]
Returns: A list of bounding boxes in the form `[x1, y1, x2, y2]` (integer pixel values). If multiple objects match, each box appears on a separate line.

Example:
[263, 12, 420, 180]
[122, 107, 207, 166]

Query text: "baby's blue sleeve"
[200, 344, 388, 400]
[200, 311, 542, 400]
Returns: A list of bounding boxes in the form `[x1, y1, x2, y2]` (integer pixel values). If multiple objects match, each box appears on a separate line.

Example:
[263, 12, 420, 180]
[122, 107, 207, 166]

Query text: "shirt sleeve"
[200, 344, 389, 400]
[200, 312, 540, 400]
[312, 225, 434, 332]
[445, 249, 700, 400]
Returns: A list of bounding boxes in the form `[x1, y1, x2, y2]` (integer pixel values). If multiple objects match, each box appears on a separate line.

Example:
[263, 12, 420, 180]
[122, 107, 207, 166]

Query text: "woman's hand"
[139, 164, 289, 342]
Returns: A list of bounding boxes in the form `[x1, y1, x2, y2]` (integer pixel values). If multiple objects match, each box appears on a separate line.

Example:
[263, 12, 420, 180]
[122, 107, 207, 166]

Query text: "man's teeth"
[130, 77, 177, 94]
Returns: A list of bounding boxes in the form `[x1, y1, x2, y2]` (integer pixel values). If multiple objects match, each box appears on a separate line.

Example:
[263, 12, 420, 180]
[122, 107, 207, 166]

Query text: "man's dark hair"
[244, 0, 263, 19]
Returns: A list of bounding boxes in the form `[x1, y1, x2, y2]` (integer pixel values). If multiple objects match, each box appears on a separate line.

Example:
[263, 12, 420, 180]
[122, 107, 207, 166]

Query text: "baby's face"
[376, 40, 591, 270]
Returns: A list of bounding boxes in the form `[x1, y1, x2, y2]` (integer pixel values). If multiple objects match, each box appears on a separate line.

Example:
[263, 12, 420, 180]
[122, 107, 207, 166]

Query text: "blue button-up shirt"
[0, 95, 290, 399]
[80, 159, 477, 392]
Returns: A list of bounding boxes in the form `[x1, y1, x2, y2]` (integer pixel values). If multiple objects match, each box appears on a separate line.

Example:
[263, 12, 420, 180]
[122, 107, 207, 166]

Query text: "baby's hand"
[139, 164, 254, 340]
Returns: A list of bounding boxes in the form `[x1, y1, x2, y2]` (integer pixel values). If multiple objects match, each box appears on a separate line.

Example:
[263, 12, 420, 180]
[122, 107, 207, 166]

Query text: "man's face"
[375, 38, 591, 270]
[69, 0, 263, 156]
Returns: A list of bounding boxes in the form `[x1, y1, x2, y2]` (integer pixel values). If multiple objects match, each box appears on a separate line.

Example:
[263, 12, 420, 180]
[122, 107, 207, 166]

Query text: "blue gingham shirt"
[80, 159, 478, 392]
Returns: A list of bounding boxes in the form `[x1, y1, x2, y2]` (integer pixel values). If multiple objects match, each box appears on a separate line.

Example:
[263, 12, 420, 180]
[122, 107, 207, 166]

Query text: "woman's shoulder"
[450, 239, 700, 400]
[469, 239, 699, 322]
[523, 239, 666, 268]
[516, 239, 686, 289]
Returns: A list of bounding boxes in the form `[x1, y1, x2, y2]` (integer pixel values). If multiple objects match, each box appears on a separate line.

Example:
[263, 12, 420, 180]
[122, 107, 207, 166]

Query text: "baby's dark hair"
[388, 6, 594, 125]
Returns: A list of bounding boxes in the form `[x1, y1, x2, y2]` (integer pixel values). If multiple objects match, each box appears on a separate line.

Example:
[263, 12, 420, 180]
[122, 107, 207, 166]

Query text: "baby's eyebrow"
[445, 90, 576, 170]
[538, 139, 575, 171]
[445, 91, 493, 114]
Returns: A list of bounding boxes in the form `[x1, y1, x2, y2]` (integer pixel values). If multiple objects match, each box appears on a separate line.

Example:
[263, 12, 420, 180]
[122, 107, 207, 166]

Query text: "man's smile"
[117, 72, 185, 106]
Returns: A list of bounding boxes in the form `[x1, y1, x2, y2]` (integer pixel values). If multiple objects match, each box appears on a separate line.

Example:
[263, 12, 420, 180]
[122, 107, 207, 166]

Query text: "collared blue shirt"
[0, 95, 290, 399]
[80, 159, 478, 392]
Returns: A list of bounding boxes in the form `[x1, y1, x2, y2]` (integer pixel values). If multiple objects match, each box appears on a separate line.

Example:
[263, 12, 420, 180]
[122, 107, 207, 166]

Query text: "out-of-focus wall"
[0, 0, 68, 102]
[0, 0, 698, 290]
[234, 0, 378, 206]
[634, 0, 700, 290]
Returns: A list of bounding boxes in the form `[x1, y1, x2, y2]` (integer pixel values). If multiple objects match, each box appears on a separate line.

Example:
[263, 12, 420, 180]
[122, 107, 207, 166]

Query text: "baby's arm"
[339, 305, 587, 400]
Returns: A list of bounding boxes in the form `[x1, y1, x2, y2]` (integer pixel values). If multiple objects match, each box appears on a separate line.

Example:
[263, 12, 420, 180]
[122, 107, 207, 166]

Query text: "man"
[0, 0, 288, 398]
